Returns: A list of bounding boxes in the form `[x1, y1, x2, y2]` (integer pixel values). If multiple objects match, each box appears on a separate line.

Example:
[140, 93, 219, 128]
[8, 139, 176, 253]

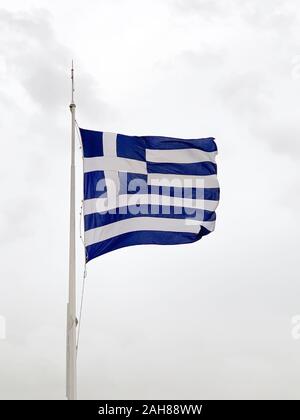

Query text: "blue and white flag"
[80, 129, 219, 262]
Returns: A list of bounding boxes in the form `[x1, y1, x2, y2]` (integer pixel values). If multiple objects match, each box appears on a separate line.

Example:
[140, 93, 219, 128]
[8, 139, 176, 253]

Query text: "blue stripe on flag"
[85, 228, 211, 261]
[171, 186, 220, 201]
[147, 161, 217, 176]
[84, 206, 216, 231]
[145, 136, 217, 152]
[84, 171, 220, 200]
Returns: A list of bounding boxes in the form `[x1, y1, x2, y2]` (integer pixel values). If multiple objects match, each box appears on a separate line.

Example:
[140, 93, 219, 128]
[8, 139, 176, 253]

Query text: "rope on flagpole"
[76, 201, 87, 352]
[75, 120, 87, 353]
[75, 120, 87, 259]
[76, 259, 86, 353]
[75, 120, 82, 149]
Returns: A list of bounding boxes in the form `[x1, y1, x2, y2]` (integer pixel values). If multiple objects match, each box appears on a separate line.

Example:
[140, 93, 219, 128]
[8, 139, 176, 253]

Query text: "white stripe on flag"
[102, 132, 117, 156]
[147, 173, 219, 188]
[83, 194, 218, 215]
[84, 156, 147, 174]
[146, 148, 217, 164]
[84, 217, 215, 246]
[102, 132, 120, 204]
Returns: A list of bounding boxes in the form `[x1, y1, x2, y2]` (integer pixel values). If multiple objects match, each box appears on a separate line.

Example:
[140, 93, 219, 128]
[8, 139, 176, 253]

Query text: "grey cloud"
[217, 72, 270, 117]
[179, 50, 224, 68]
[172, 0, 227, 17]
[155, 48, 225, 81]
[253, 115, 300, 156]
[0, 196, 42, 244]
[216, 72, 300, 156]
[0, 8, 69, 106]
[164, 43, 300, 159]
[174, 4, 300, 159]
[0, 9, 111, 119]
[172, 0, 298, 31]
[237, 0, 298, 31]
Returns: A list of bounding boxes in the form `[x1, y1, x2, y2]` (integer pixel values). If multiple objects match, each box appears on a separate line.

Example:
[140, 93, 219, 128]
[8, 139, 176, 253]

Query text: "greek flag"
[80, 129, 219, 262]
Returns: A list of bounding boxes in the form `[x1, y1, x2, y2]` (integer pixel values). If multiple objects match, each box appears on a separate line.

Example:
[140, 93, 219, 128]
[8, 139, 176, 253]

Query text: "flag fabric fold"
[80, 129, 219, 262]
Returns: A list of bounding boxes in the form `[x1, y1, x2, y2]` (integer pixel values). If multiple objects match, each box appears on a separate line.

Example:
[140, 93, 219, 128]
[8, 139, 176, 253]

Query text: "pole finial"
[71, 60, 75, 106]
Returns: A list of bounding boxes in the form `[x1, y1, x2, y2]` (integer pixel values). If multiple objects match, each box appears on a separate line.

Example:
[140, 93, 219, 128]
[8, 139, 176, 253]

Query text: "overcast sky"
[0, 0, 300, 400]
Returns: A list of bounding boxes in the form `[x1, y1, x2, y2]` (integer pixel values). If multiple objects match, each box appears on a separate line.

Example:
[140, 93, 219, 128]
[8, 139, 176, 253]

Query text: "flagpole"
[66, 61, 77, 400]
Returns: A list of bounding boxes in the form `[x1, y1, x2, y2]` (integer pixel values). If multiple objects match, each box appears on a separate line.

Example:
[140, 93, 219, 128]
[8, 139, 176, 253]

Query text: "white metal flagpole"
[66, 61, 77, 400]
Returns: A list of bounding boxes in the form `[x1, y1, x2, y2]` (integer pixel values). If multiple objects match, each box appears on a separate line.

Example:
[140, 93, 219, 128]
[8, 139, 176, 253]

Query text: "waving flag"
[80, 129, 219, 262]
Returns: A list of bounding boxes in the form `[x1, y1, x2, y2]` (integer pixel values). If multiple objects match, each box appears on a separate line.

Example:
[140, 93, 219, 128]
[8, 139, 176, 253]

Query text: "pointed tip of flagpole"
[70, 59, 75, 107]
